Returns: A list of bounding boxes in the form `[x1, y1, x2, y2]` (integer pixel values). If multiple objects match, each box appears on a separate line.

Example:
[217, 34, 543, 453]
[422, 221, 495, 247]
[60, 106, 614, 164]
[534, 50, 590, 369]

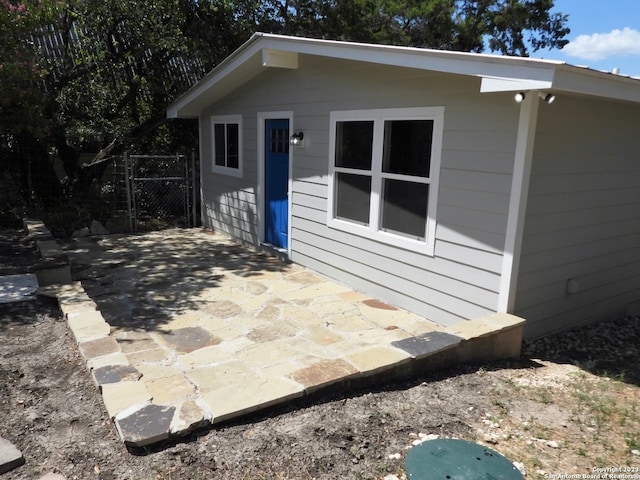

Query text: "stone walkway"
[39, 227, 524, 447]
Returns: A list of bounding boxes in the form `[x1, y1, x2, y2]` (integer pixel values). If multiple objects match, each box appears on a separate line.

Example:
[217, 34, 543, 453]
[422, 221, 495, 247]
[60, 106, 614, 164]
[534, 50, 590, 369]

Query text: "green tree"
[0, 0, 57, 204]
[263, 0, 569, 56]
[0, 0, 47, 136]
[2, 0, 256, 207]
[2, 0, 569, 209]
[452, 0, 570, 55]
[18, 0, 218, 200]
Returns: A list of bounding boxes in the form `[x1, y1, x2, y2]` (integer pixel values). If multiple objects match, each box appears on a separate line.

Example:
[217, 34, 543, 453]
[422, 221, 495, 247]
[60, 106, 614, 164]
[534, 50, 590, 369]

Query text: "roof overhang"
[167, 33, 640, 118]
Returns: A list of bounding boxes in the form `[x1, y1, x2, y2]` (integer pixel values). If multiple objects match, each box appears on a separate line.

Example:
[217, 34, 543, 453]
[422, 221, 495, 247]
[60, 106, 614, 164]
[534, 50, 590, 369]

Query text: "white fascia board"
[167, 35, 265, 118]
[481, 65, 640, 103]
[167, 33, 640, 119]
[480, 76, 553, 93]
[262, 35, 640, 102]
[166, 32, 565, 118]
[552, 65, 640, 104]
[260, 34, 562, 83]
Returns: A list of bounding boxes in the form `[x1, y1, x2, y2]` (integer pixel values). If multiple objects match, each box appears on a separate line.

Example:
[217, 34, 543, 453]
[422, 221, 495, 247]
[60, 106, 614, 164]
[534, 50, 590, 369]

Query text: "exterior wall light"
[289, 131, 304, 146]
[514, 91, 556, 104]
[539, 92, 556, 104]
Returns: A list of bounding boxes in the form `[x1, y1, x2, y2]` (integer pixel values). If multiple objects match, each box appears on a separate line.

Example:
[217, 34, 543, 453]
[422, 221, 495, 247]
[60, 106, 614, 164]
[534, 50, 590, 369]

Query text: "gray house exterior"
[168, 33, 640, 339]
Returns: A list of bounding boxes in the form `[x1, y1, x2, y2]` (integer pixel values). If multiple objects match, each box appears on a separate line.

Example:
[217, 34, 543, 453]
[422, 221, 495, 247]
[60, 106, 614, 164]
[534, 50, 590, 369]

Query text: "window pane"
[335, 121, 374, 170]
[270, 128, 277, 153]
[214, 124, 226, 166]
[381, 179, 428, 239]
[270, 128, 289, 154]
[226, 123, 239, 168]
[335, 172, 371, 225]
[279, 128, 289, 153]
[382, 120, 433, 177]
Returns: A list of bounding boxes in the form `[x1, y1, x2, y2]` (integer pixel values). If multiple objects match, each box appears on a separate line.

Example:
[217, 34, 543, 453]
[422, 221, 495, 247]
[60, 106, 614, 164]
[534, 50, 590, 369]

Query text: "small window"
[211, 115, 242, 177]
[270, 127, 289, 154]
[328, 107, 444, 255]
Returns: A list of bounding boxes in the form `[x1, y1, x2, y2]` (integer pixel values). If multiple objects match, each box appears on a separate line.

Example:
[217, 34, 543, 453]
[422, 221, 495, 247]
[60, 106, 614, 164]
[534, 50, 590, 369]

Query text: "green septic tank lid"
[405, 438, 524, 480]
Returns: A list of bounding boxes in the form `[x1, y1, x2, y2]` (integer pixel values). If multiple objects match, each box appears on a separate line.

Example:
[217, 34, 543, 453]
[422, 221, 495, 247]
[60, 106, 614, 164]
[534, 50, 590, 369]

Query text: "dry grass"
[479, 361, 640, 479]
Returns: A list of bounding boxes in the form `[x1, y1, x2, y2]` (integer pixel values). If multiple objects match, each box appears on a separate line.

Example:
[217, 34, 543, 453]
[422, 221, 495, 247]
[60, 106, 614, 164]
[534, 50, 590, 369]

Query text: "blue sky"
[530, 0, 640, 77]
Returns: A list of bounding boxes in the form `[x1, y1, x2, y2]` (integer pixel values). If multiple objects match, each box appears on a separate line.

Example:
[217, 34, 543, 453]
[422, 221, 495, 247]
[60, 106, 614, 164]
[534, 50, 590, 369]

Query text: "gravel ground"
[524, 314, 640, 383]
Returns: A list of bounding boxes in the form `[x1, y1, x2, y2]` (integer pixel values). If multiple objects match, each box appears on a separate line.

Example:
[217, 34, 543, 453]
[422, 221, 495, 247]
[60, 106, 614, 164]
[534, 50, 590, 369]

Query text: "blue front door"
[265, 119, 289, 249]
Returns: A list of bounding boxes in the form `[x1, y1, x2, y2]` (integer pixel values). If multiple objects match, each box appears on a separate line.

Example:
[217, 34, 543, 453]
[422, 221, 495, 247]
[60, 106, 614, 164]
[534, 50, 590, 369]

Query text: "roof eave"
[167, 33, 566, 118]
[260, 33, 562, 84]
[167, 33, 265, 118]
[551, 64, 640, 103]
[167, 33, 640, 118]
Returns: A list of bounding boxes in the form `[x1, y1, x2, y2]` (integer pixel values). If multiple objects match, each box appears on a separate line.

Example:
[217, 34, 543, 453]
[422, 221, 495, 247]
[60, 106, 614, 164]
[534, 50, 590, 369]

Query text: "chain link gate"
[124, 153, 199, 232]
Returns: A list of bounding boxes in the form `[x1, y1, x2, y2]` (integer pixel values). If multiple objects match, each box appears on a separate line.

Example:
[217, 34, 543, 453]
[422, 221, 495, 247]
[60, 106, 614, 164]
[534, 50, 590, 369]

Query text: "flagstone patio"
[33, 225, 524, 447]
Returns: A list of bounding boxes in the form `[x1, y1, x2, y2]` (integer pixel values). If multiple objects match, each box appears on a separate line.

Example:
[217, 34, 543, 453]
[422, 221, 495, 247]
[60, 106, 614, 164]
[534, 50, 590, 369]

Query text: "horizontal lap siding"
[287, 58, 517, 325]
[515, 96, 640, 338]
[292, 196, 502, 286]
[201, 55, 519, 325]
[199, 103, 259, 244]
[292, 222, 500, 321]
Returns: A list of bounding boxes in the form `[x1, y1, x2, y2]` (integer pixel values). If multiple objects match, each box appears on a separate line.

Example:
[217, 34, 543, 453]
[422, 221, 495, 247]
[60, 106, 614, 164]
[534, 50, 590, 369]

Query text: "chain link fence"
[125, 153, 199, 232]
[0, 148, 200, 234]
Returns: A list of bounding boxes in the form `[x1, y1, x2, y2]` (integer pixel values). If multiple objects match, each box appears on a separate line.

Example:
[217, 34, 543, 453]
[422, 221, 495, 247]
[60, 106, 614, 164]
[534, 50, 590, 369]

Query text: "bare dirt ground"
[1, 226, 640, 480]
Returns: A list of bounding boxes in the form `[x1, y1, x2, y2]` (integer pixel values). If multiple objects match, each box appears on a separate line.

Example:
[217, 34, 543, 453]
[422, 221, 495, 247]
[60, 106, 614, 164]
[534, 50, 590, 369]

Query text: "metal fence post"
[191, 149, 197, 228]
[124, 152, 133, 232]
[181, 153, 188, 227]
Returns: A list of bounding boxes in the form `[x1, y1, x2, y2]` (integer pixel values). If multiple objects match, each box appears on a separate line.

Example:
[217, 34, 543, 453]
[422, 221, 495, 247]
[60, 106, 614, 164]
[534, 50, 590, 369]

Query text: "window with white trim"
[328, 107, 444, 254]
[211, 115, 242, 177]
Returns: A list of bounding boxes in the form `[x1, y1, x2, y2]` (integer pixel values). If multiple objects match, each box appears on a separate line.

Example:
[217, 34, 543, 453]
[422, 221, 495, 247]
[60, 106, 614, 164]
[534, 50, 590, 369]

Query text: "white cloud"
[563, 27, 640, 61]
